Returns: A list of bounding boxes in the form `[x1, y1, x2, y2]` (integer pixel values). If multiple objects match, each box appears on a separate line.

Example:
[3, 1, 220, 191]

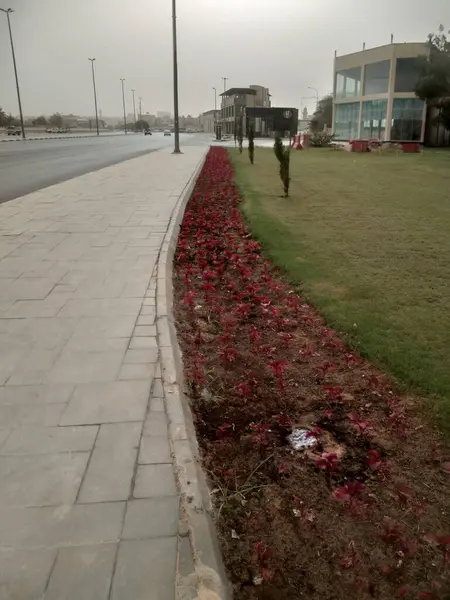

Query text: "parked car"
[144, 129, 152, 136]
[6, 126, 20, 136]
[164, 130, 171, 136]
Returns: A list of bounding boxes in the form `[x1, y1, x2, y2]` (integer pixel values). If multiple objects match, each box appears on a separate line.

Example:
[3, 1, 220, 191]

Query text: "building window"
[395, 58, 421, 93]
[391, 98, 424, 141]
[363, 60, 390, 95]
[335, 67, 361, 99]
[334, 102, 360, 139]
[360, 100, 387, 140]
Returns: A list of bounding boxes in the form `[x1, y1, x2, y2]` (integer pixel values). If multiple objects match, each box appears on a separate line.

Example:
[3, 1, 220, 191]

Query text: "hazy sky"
[1, 0, 449, 118]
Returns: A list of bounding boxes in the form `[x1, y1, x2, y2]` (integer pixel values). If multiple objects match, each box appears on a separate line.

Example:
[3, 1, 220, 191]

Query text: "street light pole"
[213, 86, 217, 139]
[88, 58, 99, 136]
[308, 86, 319, 109]
[138, 97, 142, 120]
[131, 89, 137, 129]
[1, 8, 25, 139]
[120, 78, 127, 134]
[221, 77, 227, 134]
[171, 0, 181, 153]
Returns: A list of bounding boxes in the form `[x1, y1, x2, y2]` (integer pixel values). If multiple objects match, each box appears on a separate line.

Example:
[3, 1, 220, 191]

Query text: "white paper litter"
[288, 428, 317, 450]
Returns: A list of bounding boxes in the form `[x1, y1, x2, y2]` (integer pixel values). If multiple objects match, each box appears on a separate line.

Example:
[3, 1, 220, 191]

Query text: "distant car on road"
[164, 130, 171, 136]
[144, 130, 152, 136]
[6, 126, 20, 136]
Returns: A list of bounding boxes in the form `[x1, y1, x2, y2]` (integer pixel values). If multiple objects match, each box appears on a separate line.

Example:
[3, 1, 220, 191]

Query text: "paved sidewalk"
[0, 146, 205, 599]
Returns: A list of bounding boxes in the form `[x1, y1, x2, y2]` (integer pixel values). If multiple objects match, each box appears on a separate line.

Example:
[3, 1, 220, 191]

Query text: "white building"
[333, 42, 428, 142]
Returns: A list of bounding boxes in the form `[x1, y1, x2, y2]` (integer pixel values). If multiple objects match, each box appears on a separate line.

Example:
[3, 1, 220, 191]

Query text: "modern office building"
[199, 109, 220, 134]
[332, 42, 428, 142]
[220, 85, 271, 135]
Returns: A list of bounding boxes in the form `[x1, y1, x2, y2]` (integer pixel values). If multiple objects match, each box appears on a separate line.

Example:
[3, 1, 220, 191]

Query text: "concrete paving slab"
[60, 381, 150, 425]
[0, 403, 67, 428]
[1, 425, 97, 455]
[45, 544, 117, 600]
[0, 548, 56, 600]
[138, 435, 172, 464]
[78, 423, 141, 503]
[0, 383, 74, 405]
[0, 146, 206, 599]
[0, 452, 89, 506]
[134, 464, 177, 498]
[122, 498, 179, 539]
[111, 538, 177, 600]
[0, 502, 125, 547]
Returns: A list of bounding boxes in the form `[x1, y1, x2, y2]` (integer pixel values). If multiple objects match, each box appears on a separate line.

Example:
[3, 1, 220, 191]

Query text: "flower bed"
[173, 147, 450, 600]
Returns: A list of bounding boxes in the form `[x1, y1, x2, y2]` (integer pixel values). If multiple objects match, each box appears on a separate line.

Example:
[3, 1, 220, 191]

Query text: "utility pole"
[221, 77, 228, 135]
[308, 86, 319, 109]
[171, 0, 181, 153]
[88, 58, 99, 136]
[120, 78, 127, 134]
[1, 8, 25, 139]
[131, 89, 137, 129]
[138, 97, 142, 120]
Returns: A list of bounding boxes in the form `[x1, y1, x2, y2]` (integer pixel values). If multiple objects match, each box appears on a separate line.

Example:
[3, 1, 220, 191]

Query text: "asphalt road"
[0, 132, 211, 204]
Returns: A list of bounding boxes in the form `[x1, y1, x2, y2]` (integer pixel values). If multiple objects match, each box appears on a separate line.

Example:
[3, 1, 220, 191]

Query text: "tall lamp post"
[308, 86, 319, 109]
[120, 78, 127, 134]
[138, 97, 142, 120]
[171, 0, 181, 153]
[88, 58, 99, 136]
[131, 89, 137, 129]
[221, 77, 228, 134]
[213, 86, 217, 138]
[1, 8, 25, 139]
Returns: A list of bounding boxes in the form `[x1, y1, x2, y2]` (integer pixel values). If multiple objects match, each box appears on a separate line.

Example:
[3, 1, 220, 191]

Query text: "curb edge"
[156, 148, 232, 600]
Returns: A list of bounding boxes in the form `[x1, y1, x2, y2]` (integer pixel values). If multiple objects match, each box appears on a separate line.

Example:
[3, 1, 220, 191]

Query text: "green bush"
[309, 131, 335, 147]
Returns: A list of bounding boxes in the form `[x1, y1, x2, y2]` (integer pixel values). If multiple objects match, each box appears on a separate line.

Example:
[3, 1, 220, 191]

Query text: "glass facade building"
[334, 103, 360, 139]
[335, 67, 361, 100]
[333, 43, 427, 142]
[391, 98, 424, 141]
[360, 99, 388, 140]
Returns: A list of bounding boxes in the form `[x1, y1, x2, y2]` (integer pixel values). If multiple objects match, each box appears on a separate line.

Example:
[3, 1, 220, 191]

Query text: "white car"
[164, 130, 171, 136]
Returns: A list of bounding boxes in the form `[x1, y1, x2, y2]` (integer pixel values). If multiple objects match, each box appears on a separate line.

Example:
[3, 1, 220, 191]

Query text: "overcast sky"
[1, 0, 449, 119]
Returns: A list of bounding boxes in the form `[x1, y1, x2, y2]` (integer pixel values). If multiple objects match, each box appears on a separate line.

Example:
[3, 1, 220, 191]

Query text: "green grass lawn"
[230, 147, 450, 436]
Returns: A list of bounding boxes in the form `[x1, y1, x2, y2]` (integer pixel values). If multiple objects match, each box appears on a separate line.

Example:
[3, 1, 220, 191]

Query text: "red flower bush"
[173, 148, 450, 600]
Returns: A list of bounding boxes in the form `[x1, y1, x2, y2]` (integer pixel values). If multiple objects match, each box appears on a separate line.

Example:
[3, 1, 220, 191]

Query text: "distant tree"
[415, 25, 450, 102]
[0, 107, 6, 127]
[273, 135, 291, 197]
[5, 113, 19, 126]
[32, 116, 47, 126]
[135, 119, 149, 132]
[415, 24, 450, 139]
[48, 113, 63, 127]
[310, 94, 333, 133]
[248, 123, 255, 164]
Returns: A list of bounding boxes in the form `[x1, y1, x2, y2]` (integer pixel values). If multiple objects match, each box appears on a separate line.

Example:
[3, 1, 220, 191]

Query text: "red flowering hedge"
[173, 147, 450, 600]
